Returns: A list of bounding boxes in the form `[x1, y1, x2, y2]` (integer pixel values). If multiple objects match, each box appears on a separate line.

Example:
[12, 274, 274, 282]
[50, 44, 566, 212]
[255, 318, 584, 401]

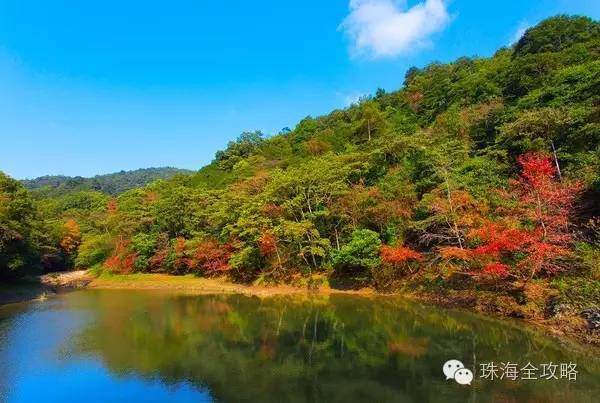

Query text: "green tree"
[0, 172, 45, 277]
[333, 229, 381, 272]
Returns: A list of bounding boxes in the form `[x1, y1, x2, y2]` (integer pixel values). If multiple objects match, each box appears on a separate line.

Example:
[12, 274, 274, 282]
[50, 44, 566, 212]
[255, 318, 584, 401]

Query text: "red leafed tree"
[106, 198, 118, 214]
[170, 237, 192, 274]
[262, 203, 285, 218]
[258, 231, 285, 273]
[148, 234, 170, 272]
[380, 245, 422, 273]
[465, 221, 532, 279]
[470, 223, 531, 259]
[259, 232, 277, 257]
[512, 153, 582, 277]
[194, 239, 233, 275]
[438, 153, 581, 281]
[60, 219, 81, 254]
[104, 238, 136, 274]
[514, 153, 577, 242]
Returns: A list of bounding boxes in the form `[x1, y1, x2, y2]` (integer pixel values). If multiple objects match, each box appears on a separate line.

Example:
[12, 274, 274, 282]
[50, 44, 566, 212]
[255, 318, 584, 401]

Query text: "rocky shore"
[0, 270, 93, 305]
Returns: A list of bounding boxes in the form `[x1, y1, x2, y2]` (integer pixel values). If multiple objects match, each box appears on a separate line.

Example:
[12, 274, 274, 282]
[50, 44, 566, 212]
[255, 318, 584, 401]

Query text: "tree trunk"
[444, 173, 463, 249]
[550, 140, 562, 180]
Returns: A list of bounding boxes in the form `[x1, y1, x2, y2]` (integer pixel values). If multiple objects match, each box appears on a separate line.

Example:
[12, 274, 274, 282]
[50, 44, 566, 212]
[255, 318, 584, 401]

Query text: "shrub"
[75, 233, 114, 268]
[333, 229, 381, 272]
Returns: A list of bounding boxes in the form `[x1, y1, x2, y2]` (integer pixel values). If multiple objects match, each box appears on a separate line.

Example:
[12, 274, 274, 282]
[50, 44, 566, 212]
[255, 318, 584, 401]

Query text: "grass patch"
[551, 276, 600, 308]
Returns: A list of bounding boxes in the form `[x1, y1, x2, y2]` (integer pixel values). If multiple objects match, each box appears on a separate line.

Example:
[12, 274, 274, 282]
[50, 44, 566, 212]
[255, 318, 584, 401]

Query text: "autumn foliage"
[258, 232, 277, 257]
[104, 239, 137, 273]
[171, 237, 192, 274]
[512, 153, 581, 277]
[106, 198, 118, 214]
[439, 153, 582, 280]
[380, 245, 422, 272]
[60, 219, 81, 254]
[193, 239, 233, 275]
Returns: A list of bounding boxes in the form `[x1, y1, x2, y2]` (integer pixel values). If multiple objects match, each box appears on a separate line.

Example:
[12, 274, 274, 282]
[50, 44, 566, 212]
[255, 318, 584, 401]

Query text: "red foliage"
[148, 249, 168, 270]
[171, 237, 192, 273]
[441, 153, 582, 280]
[106, 198, 118, 214]
[439, 246, 472, 260]
[60, 219, 81, 254]
[103, 255, 121, 271]
[104, 238, 136, 273]
[381, 245, 422, 267]
[513, 153, 581, 244]
[481, 263, 510, 278]
[512, 152, 582, 276]
[262, 203, 285, 218]
[517, 153, 555, 187]
[470, 223, 531, 259]
[259, 232, 277, 257]
[518, 240, 570, 275]
[121, 253, 137, 272]
[147, 234, 170, 272]
[194, 239, 233, 275]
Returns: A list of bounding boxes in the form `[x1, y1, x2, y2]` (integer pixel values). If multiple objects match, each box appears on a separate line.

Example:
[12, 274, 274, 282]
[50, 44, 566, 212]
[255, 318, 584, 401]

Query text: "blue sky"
[0, 0, 598, 179]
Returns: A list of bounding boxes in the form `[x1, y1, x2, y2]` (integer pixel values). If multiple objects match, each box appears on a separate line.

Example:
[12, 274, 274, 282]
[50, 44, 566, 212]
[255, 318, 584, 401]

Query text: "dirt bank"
[0, 270, 93, 305]
[88, 273, 376, 296]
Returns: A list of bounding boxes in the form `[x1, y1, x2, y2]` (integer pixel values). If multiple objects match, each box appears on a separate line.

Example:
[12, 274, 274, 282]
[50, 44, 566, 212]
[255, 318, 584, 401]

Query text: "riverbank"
[0, 270, 93, 305]
[2, 271, 596, 349]
[88, 272, 376, 296]
[88, 272, 598, 349]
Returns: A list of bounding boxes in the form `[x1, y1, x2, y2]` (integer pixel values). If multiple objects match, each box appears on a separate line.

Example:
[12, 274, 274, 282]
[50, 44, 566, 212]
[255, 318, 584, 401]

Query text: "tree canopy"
[2, 16, 599, 306]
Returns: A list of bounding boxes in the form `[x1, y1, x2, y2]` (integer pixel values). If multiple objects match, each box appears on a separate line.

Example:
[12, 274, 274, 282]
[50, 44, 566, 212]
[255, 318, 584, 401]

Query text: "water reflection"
[1, 290, 599, 402]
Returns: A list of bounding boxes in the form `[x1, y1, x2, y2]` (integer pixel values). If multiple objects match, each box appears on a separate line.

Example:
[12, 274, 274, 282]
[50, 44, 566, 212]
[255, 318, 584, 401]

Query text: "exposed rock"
[545, 296, 570, 318]
[39, 270, 93, 290]
[580, 308, 600, 332]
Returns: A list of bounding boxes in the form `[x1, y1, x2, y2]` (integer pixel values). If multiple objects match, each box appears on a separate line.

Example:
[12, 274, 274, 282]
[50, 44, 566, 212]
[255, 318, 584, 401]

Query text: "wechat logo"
[443, 359, 473, 385]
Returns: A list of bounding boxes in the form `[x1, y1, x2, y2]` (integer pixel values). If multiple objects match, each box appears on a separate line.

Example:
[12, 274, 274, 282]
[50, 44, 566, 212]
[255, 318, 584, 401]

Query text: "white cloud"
[339, 0, 451, 59]
[339, 91, 366, 106]
[508, 21, 531, 46]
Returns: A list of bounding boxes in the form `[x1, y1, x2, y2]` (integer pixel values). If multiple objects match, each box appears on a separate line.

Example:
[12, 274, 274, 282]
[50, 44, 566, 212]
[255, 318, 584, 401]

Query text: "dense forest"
[1, 16, 599, 318]
[21, 167, 192, 196]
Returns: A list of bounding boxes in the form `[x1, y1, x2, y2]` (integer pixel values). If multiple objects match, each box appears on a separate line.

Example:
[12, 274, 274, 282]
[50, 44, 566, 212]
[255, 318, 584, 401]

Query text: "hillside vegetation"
[21, 167, 193, 196]
[1, 16, 599, 333]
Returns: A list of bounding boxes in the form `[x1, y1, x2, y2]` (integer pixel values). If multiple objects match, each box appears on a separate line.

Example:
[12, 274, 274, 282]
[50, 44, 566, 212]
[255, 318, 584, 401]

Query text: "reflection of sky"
[7, 360, 210, 403]
[0, 298, 211, 403]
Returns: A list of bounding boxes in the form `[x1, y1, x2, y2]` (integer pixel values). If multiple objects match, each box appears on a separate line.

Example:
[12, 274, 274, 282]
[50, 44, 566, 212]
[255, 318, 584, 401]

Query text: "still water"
[0, 290, 598, 402]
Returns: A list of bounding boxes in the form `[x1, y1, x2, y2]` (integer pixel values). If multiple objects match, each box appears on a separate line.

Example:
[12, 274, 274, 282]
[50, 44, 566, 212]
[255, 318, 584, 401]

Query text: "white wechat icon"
[443, 359, 465, 380]
[454, 368, 474, 385]
[443, 359, 473, 385]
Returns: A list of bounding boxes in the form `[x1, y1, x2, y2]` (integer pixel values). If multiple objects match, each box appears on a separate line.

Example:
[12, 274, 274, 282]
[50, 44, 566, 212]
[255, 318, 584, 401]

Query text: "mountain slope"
[21, 167, 194, 196]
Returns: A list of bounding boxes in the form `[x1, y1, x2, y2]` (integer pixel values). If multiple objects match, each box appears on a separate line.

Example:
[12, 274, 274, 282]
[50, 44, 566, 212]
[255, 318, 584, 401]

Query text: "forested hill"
[2, 14, 600, 326]
[21, 167, 193, 196]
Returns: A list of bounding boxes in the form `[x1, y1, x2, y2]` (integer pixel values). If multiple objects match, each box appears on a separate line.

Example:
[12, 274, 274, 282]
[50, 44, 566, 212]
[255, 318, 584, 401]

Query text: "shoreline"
[88, 273, 599, 350]
[2, 271, 598, 351]
[87, 273, 377, 296]
[0, 270, 93, 306]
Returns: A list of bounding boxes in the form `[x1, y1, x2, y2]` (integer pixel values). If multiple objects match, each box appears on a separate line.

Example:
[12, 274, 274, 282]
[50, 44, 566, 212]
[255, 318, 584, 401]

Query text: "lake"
[0, 290, 598, 402]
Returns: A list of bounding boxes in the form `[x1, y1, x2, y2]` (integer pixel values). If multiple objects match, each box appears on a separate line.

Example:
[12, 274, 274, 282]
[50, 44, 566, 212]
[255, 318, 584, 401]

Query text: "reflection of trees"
[70, 292, 600, 402]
